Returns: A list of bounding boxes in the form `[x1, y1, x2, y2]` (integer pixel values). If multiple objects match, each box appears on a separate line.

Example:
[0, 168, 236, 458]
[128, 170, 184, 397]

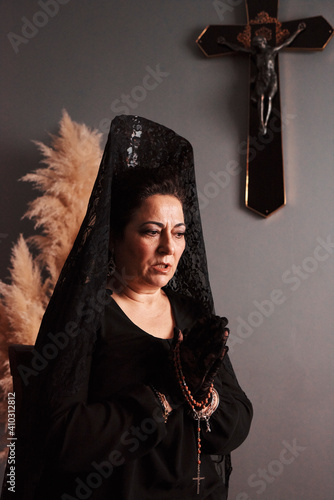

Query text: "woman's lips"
[152, 263, 172, 274]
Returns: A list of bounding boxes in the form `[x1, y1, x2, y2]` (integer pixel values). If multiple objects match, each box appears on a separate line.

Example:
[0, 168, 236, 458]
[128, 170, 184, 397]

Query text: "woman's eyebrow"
[140, 221, 164, 228]
[140, 221, 186, 228]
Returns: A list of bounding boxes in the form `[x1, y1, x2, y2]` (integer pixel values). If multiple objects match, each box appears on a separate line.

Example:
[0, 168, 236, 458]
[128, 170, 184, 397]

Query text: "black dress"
[36, 291, 252, 500]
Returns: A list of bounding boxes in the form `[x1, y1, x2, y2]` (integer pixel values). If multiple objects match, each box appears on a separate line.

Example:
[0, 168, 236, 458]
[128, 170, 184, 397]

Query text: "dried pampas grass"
[0, 111, 103, 457]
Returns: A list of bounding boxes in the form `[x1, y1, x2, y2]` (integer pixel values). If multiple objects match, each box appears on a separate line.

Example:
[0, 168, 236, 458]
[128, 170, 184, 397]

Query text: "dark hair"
[110, 167, 185, 240]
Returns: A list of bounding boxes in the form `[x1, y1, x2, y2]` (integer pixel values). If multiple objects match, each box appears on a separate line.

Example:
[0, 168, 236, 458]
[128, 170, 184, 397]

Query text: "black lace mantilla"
[33, 115, 213, 400]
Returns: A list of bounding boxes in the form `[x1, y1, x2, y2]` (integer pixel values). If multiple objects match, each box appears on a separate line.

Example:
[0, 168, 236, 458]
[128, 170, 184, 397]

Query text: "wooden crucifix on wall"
[197, 0, 333, 217]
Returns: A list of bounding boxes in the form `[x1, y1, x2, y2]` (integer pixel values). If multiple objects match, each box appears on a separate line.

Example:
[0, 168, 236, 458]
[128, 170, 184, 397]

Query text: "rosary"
[173, 333, 220, 495]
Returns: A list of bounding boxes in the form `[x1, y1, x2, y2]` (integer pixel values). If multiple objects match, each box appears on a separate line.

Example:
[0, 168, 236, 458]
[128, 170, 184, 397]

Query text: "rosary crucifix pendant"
[193, 472, 205, 495]
[193, 419, 205, 494]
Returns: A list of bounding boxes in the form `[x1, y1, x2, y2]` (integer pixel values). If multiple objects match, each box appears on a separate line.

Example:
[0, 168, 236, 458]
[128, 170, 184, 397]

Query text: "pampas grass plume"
[0, 111, 103, 454]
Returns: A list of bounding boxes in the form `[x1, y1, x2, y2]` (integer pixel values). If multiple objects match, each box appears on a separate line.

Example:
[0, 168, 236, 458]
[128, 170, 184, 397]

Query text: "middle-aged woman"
[2, 115, 252, 500]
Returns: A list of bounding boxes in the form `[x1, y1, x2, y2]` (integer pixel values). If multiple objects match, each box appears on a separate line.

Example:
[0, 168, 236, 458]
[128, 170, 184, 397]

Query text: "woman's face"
[113, 194, 186, 293]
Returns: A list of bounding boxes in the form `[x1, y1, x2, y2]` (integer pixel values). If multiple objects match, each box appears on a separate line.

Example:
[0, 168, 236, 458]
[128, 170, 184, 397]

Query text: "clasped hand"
[174, 315, 229, 401]
[152, 315, 229, 407]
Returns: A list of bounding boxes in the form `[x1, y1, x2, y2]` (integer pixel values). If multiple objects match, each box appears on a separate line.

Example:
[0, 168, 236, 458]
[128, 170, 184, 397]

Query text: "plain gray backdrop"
[1, 1, 334, 499]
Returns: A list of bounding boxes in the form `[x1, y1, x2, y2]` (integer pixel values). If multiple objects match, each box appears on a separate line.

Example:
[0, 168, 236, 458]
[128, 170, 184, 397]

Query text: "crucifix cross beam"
[193, 474, 205, 494]
[197, 0, 333, 217]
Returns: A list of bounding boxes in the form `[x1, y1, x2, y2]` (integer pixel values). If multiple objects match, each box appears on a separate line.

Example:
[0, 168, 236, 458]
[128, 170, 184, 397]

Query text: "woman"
[4, 116, 252, 499]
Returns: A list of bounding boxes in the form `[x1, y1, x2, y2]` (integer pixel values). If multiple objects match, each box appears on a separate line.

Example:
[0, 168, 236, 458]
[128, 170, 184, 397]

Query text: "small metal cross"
[193, 474, 205, 495]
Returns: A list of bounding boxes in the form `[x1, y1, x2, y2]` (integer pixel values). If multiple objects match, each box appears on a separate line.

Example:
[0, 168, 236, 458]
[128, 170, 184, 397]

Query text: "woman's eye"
[144, 230, 159, 236]
[175, 232, 186, 239]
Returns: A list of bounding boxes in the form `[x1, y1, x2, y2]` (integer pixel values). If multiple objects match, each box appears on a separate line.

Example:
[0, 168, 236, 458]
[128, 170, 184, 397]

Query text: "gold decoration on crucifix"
[254, 27, 272, 42]
[237, 11, 290, 48]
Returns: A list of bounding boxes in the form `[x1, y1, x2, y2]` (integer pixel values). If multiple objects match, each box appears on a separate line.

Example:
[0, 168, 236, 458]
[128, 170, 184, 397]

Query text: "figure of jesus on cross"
[217, 22, 306, 135]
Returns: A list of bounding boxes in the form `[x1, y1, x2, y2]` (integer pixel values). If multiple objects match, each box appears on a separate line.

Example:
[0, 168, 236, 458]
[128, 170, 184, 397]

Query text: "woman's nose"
[158, 233, 175, 255]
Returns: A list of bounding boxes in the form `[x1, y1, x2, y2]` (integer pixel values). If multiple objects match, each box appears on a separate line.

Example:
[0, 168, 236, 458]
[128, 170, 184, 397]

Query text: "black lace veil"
[40, 115, 213, 392]
[3, 115, 232, 499]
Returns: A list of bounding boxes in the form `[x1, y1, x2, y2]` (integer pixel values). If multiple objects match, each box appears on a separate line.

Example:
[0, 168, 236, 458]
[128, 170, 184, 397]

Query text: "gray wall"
[1, 1, 334, 498]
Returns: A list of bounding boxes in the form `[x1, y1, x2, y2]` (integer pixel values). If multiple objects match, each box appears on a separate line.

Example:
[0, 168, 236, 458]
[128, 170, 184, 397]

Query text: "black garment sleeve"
[48, 352, 168, 474]
[200, 354, 253, 455]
